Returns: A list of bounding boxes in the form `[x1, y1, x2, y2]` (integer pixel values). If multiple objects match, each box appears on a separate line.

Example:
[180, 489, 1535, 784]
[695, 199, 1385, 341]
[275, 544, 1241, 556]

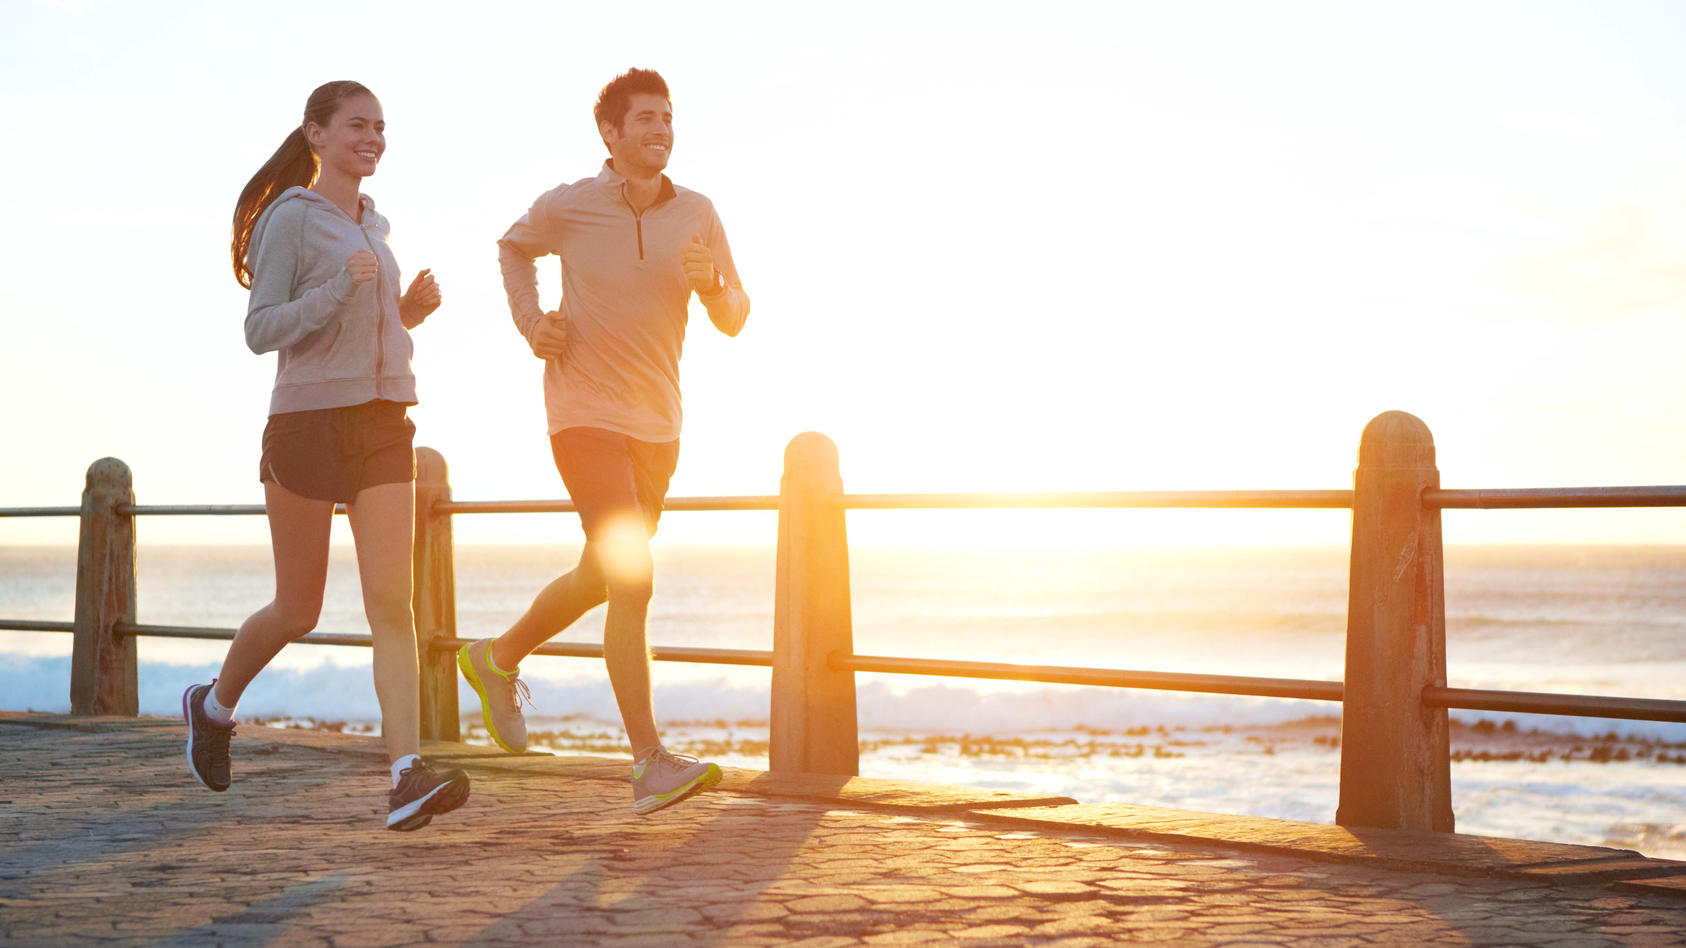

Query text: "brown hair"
[593, 68, 670, 152]
[229, 81, 376, 288]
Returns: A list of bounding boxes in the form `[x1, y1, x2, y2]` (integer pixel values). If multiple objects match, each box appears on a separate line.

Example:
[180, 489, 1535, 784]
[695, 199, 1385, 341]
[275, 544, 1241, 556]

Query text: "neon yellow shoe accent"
[457, 641, 529, 754]
[632, 752, 722, 815]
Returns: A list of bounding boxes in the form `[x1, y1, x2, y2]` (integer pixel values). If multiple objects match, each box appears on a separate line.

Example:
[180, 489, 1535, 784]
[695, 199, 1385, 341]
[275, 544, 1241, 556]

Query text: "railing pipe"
[1425, 686, 1686, 723]
[1425, 486, 1686, 508]
[433, 496, 780, 514]
[433, 637, 775, 667]
[1338, 412, 1454, 832]
[116, 622, 377, 649]
[839, 490, 1354, 509]
[114, 504, 345, 516]
[834, 654, 1343, 701]
[0, 620, 76, 633]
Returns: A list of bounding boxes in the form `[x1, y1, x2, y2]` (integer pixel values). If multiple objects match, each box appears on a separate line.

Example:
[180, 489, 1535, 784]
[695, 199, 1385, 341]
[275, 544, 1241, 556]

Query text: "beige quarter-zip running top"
[497, 161, 750, 442]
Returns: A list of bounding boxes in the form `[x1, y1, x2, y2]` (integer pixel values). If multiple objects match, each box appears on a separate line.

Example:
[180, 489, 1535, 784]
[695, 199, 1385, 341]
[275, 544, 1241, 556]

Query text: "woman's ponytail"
[230, 127, 316, 288]
[229, 80, 375, 288]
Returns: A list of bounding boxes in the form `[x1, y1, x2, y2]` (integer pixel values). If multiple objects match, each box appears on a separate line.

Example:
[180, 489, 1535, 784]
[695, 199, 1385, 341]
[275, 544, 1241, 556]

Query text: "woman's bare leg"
[213, 481, 333, 707]
[346, 480, 420, 763]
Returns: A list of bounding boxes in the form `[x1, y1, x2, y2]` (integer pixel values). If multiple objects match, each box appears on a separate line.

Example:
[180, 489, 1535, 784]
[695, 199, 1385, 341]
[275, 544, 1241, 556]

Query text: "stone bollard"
[1338, 411, 1454, 832]
[413, 447, 460, 742]
[70, 457, 138, 715]
[771, 432, 859, 775]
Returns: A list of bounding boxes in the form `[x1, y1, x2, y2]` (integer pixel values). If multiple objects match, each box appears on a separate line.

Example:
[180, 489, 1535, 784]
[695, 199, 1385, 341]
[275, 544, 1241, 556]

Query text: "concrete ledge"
[0, 712, 180, 729]
[961, 802, 1686, 887]
[415, 734, 1079, 812]
[1621, 873, 1686, 898]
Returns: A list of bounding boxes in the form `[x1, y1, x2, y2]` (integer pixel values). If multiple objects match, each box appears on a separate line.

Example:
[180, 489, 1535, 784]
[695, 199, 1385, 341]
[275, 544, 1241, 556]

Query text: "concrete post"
[1338, 411, 1454, 832]
[771, 432, 859, 775]
[70, 457, 138, 715]
[413, 447, 460, 742]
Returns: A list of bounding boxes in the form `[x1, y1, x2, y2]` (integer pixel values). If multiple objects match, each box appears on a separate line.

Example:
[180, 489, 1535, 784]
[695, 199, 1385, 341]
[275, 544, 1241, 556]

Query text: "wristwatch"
[705, 268, 726, 296]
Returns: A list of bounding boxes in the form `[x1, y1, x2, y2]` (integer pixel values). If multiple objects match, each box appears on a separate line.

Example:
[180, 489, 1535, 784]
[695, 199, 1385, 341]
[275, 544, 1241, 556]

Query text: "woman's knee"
[362, 591, 414, 631]
[268, 598, 323, 639]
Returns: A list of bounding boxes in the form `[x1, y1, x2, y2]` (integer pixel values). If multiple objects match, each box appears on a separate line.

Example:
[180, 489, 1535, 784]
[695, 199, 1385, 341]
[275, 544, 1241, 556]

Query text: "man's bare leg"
[491, 549, 608, 673]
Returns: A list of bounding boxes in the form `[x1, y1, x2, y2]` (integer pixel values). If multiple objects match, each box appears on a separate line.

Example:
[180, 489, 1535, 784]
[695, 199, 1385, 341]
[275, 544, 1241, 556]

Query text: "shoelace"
[634, 747, 698, 778]
[506, 675, 532, 714]
[653, 748, 700, 774]
[395, 762, 432, 786]
[205, 721, 234, 756]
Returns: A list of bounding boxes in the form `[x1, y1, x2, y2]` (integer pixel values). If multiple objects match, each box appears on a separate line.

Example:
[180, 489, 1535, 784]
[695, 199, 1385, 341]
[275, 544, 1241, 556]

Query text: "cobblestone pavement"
[3, 715, 1685, 946]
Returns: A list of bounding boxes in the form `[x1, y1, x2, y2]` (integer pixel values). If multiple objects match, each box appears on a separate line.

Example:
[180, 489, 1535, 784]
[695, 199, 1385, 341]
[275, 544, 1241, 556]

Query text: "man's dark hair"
[594, 68, 671, 148]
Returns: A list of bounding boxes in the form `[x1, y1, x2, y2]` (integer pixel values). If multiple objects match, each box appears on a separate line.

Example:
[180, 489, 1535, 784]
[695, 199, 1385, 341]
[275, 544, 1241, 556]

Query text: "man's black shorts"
[259, 400, 416, 503]
[550, 427, 680, 540]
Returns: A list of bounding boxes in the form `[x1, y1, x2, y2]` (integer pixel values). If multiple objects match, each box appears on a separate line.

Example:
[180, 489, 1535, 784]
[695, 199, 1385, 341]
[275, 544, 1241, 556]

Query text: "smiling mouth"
[355, 150, 380, 160]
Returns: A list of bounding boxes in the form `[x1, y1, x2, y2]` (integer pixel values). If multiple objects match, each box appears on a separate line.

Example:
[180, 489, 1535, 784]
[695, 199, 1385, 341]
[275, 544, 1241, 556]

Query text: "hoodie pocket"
[281, 289, 377, 385]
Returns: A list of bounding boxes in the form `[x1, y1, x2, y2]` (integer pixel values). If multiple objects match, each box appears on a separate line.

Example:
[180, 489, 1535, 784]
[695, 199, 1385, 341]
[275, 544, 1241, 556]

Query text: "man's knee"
[605, 571, 653, 606]
[588, 521, 654, 604]
[568, 565, 610, 607]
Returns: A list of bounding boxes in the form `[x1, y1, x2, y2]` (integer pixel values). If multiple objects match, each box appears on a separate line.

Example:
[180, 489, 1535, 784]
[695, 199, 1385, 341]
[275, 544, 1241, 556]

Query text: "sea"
[3, 541, 1684, 859]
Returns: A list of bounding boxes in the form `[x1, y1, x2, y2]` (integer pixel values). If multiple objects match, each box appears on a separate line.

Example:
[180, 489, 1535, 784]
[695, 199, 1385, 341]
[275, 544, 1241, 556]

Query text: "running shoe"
[182, 682, 235, 792]
[387, 760, 471, 831]
[631, 746, 722, 815]
[457, 639, 530, 753]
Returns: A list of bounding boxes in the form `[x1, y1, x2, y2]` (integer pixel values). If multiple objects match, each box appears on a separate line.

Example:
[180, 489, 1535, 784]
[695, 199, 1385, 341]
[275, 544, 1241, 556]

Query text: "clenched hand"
[530, 310, 568, 360]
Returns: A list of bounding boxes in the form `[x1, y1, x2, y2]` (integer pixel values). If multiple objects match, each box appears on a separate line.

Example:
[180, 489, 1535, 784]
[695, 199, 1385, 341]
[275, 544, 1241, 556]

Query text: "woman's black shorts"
[259, 400, 416, 503]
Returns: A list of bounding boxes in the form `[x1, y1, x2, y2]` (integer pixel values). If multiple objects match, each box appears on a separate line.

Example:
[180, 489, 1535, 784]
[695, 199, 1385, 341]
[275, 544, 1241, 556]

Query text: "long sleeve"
[700, 209, 750, 337]
[243, 203, 358, 354]
[497, 195, 559, 345]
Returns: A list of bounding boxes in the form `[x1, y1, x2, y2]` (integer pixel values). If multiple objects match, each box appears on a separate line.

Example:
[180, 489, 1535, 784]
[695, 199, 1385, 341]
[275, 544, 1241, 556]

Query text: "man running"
[459, 68, 750, 815]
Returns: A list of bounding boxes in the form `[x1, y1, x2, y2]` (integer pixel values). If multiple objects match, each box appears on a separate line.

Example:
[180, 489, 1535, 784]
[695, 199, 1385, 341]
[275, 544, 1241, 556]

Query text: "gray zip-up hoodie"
[244, 186, 417, 415]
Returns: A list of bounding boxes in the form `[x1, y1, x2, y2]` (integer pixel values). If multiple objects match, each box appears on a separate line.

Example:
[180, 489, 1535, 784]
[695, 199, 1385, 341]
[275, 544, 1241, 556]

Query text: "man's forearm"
[497, 240, 546, 343]
[704, 287, 750, 337]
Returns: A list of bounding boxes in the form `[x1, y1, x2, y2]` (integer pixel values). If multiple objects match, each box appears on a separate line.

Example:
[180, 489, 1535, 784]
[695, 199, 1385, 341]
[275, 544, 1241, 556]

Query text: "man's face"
[603, 93, 673, 177]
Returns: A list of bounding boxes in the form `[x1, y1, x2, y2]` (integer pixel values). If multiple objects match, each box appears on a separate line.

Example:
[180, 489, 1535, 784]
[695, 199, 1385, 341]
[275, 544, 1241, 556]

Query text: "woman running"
[183, 80, 469, 830]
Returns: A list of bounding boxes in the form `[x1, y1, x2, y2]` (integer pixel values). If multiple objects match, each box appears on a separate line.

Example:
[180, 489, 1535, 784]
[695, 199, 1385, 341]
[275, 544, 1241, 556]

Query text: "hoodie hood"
[253, 187, 388, 252]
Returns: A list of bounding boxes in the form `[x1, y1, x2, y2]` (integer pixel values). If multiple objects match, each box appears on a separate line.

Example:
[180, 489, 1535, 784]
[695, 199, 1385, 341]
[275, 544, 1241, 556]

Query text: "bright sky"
[4, 0, 1686, 548]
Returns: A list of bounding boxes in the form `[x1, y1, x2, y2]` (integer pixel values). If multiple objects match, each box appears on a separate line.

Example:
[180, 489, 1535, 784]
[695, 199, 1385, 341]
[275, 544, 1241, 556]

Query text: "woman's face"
[307, 94, 384, 182]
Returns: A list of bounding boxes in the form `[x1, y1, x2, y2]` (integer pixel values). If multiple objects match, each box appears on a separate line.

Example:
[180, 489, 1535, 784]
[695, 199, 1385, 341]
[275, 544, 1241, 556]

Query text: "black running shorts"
[550, 426, 680, 540]
[259, 400, 417, 503]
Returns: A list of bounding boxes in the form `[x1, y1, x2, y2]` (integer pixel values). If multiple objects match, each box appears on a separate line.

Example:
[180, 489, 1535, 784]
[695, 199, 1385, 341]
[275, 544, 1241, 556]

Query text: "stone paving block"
[939, 884, 1020, 899]
[1032, 913, 1113, 934]
[1014, 879, 1096, 895]
[787, 893, 870, 913]
[851, 885, 945, 904]
[863, 930, 951, 944]
[951, 922, 1033, 938]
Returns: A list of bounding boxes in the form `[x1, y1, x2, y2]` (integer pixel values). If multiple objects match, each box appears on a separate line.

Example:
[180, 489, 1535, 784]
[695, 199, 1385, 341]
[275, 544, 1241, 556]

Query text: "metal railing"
[6, 412, 1686, 834]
